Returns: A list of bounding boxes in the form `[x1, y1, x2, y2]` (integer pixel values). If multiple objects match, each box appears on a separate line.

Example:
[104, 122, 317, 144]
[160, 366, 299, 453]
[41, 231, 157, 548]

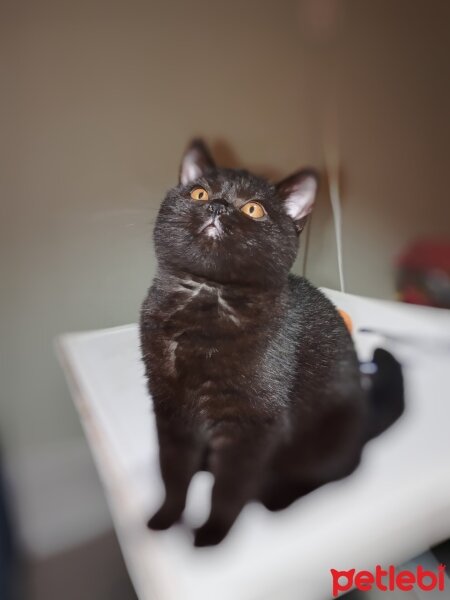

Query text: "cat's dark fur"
[140, 140, 404, 546]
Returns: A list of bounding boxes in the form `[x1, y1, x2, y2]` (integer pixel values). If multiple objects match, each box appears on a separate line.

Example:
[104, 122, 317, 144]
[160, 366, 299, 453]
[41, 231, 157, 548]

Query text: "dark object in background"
[363, 349, 404, 441]
[0, 452, 15, 600]
[397, 240, 450, 309]
[141, 140, 405, 547]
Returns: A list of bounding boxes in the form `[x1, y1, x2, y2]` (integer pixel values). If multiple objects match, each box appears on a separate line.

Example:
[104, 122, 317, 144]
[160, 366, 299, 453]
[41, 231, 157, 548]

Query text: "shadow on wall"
[211, 139, 284, 182]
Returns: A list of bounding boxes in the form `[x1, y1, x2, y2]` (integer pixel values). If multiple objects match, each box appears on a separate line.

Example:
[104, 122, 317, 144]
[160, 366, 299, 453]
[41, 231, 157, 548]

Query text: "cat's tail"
[364, 348, 405, 441]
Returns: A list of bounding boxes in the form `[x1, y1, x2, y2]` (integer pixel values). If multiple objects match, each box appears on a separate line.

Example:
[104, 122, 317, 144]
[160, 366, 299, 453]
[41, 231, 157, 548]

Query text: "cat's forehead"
[203, 168, 274, 200]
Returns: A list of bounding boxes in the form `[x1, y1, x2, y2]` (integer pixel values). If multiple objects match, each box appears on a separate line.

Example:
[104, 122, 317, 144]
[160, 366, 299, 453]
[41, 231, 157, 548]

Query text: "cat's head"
[154, 139, 318, 287]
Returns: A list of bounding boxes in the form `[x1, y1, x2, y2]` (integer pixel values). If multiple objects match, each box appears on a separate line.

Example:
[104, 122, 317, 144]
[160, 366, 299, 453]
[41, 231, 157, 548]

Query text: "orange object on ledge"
[338, 308, 353, 333]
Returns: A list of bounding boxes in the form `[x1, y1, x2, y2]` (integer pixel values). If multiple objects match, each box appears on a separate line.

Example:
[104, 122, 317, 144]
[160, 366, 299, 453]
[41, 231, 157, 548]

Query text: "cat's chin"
[204, 225, 221, 239]
[197, 218, 223, 240]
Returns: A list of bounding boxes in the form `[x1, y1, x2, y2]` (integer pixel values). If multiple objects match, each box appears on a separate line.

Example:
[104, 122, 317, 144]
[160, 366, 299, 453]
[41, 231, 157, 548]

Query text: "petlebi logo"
[331, 564, 446, 597]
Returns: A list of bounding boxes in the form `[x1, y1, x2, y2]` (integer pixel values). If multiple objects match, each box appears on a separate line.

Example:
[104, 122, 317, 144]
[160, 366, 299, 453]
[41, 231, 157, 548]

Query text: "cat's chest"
[167, 279, 241, 328]
[148, 279, 270, 375]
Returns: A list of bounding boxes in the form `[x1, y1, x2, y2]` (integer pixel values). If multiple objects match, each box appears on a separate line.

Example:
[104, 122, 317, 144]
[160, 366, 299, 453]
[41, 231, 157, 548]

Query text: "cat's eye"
[190, 187, 209, 201]
[240, 201, 266, 220]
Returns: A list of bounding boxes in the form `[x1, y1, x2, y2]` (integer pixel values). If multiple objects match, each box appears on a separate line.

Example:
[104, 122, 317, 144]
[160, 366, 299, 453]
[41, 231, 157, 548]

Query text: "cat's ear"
[179, 139, 216, 185]
[276, 169, 319, 232]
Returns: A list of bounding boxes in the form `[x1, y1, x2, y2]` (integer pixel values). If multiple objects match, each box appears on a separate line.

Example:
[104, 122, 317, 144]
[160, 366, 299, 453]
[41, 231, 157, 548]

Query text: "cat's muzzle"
[198, 216, 223, 238]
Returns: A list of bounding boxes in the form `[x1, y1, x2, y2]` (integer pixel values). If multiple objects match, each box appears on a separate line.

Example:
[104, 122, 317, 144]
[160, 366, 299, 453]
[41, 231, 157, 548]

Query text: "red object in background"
[396, 240, 450, 309]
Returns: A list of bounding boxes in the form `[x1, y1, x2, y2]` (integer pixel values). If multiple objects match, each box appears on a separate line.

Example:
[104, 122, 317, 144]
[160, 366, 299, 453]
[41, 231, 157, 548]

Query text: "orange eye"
[190, 187, 209, 201]
[240, 201, 266, 220]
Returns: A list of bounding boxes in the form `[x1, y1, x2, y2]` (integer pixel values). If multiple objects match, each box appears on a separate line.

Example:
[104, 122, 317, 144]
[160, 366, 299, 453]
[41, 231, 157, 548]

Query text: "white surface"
[57, 289, 450, 600]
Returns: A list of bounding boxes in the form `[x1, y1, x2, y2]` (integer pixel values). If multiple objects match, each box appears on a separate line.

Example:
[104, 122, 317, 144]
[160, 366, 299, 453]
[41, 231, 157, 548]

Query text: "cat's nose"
[207, 200, 229, 216]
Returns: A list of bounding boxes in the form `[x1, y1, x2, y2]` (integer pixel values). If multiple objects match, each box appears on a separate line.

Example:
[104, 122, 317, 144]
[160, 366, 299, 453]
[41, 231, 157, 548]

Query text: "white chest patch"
[173, 279, 241, 327]
[166, 340, 178, 374]
[165, 278, 241, 375]
[217, 291, 240, 326]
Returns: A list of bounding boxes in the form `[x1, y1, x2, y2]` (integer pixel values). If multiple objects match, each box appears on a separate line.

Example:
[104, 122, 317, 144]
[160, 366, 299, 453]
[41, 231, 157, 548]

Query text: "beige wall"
[1, 0, 449, 467]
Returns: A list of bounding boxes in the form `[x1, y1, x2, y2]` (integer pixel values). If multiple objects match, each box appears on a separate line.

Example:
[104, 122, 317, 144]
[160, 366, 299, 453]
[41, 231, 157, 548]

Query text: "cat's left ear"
[276, 169, 319, 232]
[179, 139, 216, 185]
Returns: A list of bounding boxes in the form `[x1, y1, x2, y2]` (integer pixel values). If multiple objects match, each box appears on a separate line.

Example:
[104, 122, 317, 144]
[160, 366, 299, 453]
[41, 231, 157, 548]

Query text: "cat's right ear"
[179, 139, 216, 185]
[276, 169, 319, 233]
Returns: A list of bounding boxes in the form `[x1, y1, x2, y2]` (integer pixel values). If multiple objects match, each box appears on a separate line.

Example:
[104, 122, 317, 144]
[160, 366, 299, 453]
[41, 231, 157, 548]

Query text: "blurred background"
[1, 0, 449, 598]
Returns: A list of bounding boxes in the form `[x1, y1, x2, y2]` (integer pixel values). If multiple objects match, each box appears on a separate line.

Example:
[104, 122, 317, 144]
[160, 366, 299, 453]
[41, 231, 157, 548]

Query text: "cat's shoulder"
[140, 277, 166, 316]
[287, 273, 328, 301]
[287, 274, 338, 318]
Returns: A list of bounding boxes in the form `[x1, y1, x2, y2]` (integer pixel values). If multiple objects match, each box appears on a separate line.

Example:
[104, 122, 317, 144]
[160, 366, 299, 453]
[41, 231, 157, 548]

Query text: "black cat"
[140, 140, 404, 547]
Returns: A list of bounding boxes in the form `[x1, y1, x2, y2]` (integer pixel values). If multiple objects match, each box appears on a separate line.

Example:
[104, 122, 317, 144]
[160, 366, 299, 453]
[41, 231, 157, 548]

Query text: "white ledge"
[56, 288, 450, 600]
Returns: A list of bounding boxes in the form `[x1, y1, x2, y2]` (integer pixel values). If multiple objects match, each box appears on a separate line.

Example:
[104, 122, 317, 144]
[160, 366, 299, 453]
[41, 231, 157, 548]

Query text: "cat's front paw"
[194, 519, 229, 547]
[147, 503, 181, 531]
